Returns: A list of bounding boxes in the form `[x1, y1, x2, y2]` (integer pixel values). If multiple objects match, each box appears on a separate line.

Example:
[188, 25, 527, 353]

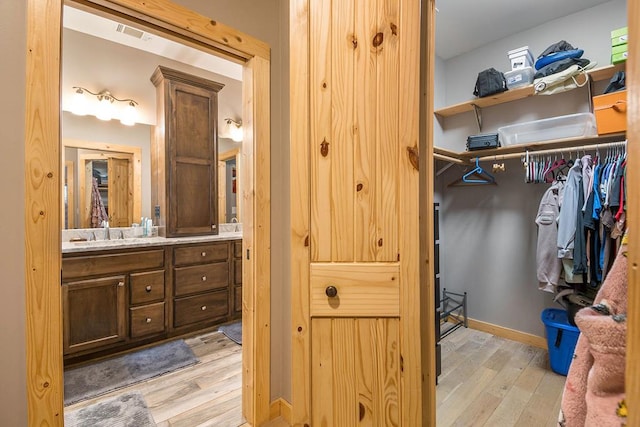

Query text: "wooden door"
[108, 157, 132, 227]
[292, 0, 428, 425]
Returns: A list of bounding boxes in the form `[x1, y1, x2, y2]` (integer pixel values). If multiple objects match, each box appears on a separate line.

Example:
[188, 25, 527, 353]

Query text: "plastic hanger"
[462, 158, 496, 184]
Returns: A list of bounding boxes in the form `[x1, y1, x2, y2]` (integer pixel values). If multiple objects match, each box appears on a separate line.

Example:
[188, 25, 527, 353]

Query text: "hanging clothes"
[90, 177, 108, 228]
[557, 159, 582, 259]
[536, 179, 564, 292]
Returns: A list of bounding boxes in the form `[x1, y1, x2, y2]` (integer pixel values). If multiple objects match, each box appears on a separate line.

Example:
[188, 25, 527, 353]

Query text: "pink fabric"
[90, 177, 108, 228]
[558, 241, 627, 426]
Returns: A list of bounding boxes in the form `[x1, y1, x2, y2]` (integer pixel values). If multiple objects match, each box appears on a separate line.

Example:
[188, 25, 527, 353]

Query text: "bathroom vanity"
[61, 229, 242, 363]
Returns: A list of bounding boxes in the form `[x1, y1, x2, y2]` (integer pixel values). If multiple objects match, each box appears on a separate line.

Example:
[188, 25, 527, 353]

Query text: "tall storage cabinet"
[151, 66, 224, 237]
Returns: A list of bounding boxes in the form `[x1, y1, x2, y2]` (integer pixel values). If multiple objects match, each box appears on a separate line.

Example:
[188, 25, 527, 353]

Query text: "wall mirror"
[61, 5, 243, 230]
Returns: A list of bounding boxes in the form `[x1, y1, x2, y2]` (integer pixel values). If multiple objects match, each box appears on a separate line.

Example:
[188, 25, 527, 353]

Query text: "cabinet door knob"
[201, 276, 207, 281]
[325, 285, 338, 298]
[201, 305, 207, 311]
[201, 251, 207, 257]
[118, 281, 125, 287]
[146, 317, 152, 323]
[145, 285, 152, 292]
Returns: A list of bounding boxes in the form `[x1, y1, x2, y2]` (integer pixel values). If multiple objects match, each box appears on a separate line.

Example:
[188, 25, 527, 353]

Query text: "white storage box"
[497, 113, 597, 146]
[505, 67, 534, 89]
[508, 46, 534, 70]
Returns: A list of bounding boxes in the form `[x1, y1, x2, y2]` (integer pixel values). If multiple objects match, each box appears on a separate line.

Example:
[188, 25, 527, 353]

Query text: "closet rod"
[474, 140, 626, 162]
[434, 152, 467, 164]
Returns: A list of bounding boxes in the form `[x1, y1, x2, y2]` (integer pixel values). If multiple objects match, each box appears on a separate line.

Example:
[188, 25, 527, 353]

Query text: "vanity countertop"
[62, 231, 243, 254]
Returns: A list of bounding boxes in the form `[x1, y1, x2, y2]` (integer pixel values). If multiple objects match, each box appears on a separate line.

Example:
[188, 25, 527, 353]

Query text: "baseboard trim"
[269, 398, 292, 424]
[466, 317, 547, 349]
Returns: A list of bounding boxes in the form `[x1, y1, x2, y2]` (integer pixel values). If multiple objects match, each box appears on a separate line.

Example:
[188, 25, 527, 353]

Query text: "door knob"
[325, 285, 338, 298]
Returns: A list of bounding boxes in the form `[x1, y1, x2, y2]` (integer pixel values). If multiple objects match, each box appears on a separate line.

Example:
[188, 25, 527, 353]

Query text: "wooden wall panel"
[354, 0, 378, 262]
[312, 318, 401, 426]
[375, 0, 400, 262]
[330, 0, 355, 262]
[310, 0, 332, 262]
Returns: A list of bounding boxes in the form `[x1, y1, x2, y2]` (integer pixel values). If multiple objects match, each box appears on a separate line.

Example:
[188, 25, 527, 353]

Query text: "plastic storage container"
[504, 67, 534, 89]
[508, 46, 534, 70]
[541, 308, 580, 376]
[497, 113, 597, 146]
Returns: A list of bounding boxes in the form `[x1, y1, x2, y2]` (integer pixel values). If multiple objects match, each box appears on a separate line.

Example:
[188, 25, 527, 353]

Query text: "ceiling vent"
[115, 24, 145, 40]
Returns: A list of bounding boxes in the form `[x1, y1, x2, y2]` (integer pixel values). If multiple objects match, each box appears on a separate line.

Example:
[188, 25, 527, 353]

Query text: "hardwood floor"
[65, 326, 563, 427]
[64, 330, 244, 426]
[437, 326, 566, 427]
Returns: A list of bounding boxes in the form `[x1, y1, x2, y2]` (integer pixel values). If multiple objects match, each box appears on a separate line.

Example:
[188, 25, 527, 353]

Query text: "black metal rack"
[439, 288, 468, 339]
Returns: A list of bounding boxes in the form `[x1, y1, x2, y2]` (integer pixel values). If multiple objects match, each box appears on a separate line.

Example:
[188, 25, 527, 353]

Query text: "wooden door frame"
[289, 0, 434, 425]
[25, 0, 271, 425]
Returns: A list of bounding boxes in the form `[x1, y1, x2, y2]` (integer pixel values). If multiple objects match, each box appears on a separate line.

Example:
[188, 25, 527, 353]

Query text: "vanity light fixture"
[71, 86, 139, 126]
[225, 118, 243, 142]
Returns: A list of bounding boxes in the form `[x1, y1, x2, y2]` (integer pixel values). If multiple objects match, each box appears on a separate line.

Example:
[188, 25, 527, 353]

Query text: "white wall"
[435, 0, 627, 336]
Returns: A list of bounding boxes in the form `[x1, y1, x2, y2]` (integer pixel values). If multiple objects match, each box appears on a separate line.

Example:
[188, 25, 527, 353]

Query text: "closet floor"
[64, 330, 244, 426]
[437, 327, 566, 426]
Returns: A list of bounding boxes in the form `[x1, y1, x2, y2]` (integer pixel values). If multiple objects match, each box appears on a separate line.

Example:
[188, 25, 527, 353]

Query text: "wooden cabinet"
[62, 239, 242, 361]
[172, 242, 229, 332]
[151, 66, 224, 237]
[62, 248, 167, 359]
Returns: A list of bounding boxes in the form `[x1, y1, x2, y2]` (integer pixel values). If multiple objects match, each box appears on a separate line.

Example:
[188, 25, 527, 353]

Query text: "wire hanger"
[462, 158, 496, 184]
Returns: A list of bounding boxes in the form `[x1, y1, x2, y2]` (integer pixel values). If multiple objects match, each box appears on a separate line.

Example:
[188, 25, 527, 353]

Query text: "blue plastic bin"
[541, 308, 580, 376]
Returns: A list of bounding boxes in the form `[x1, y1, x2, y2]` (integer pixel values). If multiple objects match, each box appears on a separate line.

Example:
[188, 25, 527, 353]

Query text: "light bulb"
[70, 89, 88, 116]
[230, 123, 243, 142]
[96, 96, 114, 121]
[120, 102, 138, 126]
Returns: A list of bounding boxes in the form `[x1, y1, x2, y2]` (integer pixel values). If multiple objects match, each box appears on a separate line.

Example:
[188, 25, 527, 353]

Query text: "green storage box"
[611, 26, 628, 46]
[611, 43, 628, 64]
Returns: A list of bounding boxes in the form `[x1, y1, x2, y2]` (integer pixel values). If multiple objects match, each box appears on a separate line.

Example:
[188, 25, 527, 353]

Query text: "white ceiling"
[63, 6, 242, 81]
[435, 0, 614, 59]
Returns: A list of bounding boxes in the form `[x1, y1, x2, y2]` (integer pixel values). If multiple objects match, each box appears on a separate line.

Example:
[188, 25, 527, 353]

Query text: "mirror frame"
[62, 138, 142, 229]
[218, 147, 241, 223]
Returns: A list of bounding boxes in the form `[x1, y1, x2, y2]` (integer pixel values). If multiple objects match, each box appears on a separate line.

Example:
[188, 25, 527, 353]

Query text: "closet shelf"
[433, 132, 626, 164]
[434, 63, 626, 119]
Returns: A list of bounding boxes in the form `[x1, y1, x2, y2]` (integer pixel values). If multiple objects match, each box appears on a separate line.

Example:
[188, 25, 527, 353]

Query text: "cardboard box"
[593, 90, 627, 135]
[611, 26, 628, 46]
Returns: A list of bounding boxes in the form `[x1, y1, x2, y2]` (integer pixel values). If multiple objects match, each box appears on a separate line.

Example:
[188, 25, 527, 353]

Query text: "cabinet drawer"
[234, 286, 242, 313]
[130, 302, 166, 338]
[174, 262, 229, 297]
[234, 259, 242, 286]
[63, 250, 165, 280]
[130, 270, 165, 305]
[174, 243, 228, 266]
[174, 291, 228, 327]
[233, 240, 242, 258]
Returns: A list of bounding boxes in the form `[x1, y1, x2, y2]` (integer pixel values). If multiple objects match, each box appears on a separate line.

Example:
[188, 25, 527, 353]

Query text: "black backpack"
[473, 68, 507, 98]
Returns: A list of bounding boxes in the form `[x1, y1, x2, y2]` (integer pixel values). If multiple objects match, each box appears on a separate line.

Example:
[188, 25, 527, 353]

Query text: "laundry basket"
[541, 308, 580, 376]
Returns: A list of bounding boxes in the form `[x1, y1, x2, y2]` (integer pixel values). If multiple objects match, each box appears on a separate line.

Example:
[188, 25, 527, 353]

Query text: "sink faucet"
[101, 220, 110, 240]
[230, 217, 239, 232]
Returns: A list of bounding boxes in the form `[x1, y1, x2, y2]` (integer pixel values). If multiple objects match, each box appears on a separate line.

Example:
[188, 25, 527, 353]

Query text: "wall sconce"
[71, 86, 139, 126]
[225, 118, 243, 142]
